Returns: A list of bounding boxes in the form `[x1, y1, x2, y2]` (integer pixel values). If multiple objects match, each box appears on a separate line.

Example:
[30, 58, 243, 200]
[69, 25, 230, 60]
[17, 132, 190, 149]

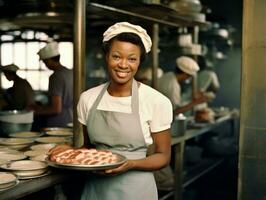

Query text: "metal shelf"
[88, 2, 211, 28]
[182, 158, 224, 188]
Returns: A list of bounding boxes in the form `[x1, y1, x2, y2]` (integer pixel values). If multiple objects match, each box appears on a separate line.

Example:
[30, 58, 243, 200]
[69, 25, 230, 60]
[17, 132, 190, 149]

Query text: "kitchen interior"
[0, 0, 265, 200]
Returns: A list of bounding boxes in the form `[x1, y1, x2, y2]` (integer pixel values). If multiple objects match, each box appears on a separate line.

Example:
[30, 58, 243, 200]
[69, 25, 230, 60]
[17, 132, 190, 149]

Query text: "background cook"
[29, 41, 73, 128]
[0, 63, 34, 110]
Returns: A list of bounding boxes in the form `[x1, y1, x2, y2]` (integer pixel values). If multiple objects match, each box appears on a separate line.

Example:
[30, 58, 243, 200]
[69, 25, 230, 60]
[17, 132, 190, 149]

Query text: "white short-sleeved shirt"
[77, 83, 173, 145]
[198, 70, 220, 92]
[157, 72, 181, 108]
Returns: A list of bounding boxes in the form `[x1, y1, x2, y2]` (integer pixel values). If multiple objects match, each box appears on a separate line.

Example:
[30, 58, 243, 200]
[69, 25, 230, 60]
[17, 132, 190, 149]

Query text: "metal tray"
[46, 152, 127, 171]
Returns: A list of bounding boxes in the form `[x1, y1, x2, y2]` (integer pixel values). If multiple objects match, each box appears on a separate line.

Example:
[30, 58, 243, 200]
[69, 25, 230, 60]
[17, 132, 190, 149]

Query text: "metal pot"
[171, 114, 187, 137]
[0, 110, 33, 137]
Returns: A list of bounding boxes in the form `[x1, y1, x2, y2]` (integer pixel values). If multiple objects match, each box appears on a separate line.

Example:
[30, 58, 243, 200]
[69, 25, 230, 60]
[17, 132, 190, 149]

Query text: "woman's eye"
[129, 58, 137, 62]
[112, 55, 120, 60]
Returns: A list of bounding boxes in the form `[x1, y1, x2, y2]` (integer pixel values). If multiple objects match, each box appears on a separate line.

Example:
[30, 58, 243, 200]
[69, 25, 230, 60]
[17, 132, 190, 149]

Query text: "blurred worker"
[0, 64, 34, 110]
[157, 56, 210, 116]
[31, 41, 73, 127]
[135, 67, 164, 86]
[197, 55, 220, 94]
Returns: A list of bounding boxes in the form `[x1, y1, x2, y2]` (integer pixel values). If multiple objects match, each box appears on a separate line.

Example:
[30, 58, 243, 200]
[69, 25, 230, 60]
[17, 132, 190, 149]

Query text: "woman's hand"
[105, 160, 135, 174]
[93, 160, 135, 176]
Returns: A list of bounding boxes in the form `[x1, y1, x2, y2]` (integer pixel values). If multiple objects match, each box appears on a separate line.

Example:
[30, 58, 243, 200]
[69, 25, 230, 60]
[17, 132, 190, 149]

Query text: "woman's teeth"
[116, 71, 128, 78]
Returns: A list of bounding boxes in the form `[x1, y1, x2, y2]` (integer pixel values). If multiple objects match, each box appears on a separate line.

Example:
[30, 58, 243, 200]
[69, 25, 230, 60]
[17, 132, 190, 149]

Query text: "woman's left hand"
[105, 160, 135, 175]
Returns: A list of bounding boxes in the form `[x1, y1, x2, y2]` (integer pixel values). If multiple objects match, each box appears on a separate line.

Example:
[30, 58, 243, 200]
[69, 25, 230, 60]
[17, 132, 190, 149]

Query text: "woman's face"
[106, 40, 141, 85]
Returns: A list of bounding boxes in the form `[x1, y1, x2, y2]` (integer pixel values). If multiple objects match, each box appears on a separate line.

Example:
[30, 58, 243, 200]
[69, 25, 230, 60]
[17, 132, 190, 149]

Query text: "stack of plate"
[35, 136, 72, 145]
[24, 149, 49, 162]
[1, 160, 49, 179]
[0, 138, 34, 150]
[43, 127, 73, 137]
[29, 143, 57, 161]
[9, 131, 44, 139]
[30, 143, 56, 151]
[0, 172, 18, 191]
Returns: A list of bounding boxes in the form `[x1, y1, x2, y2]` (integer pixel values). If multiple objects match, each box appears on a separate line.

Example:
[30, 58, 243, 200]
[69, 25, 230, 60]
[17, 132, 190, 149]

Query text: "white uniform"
[157, 72, 181, 109]
[198, 70, 220, 92]
[77, 80, 173, 200]
[78, 82, 173, 145]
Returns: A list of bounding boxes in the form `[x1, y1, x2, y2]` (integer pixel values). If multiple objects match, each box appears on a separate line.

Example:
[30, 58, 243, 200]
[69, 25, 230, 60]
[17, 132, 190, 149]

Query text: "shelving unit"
[182, 157, 224, 188]
[158, 111, 238, 200]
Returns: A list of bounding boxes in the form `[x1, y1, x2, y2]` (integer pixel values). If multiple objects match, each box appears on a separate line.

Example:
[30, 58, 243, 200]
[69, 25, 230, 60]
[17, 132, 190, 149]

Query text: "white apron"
[81, 79, 158, 200]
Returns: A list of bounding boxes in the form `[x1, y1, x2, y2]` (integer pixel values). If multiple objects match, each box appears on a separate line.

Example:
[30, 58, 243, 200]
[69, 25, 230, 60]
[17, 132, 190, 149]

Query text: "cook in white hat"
[31, 41, 73, 127]
[0, 63, 34, 110]
[176, 56, 199, 76]
[157, 56, 209, 115]
[0, 64, 19, 73]
[37, 41, 60, 60]
[73, 21, 173, 200]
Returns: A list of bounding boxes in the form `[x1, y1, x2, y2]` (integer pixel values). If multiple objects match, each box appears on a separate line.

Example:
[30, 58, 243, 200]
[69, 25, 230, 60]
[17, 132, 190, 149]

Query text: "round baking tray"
[46, 152, 127, 171]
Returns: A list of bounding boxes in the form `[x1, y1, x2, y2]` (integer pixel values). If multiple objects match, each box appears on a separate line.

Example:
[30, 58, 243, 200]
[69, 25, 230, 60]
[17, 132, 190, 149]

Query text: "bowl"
[1, 160, 48, 178]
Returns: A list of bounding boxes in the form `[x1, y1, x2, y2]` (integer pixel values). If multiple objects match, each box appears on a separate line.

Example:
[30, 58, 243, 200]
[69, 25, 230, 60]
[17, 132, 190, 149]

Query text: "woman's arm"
[105, 129, 171, 174]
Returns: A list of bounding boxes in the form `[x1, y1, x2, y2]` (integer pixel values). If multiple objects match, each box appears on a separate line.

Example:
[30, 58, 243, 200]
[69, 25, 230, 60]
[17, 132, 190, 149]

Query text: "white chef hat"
[176, 56, 199, 76]
[37, 41, 60, 60]
[0, 63, 19, 72]
[103, 22, 152, 53]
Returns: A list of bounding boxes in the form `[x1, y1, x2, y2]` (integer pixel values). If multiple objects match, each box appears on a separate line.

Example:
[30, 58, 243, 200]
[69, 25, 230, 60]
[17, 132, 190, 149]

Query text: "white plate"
[9, 131, 44, 138]
[30, 154, 48, 162]
[0, 159, 10, 166]
[17, 170, 51, 180]
[0, 138, 34, 146]
[0, 179, 19, 191]
[0, 172, 17, 185]
[42, 127, 72, 132]
[30, 143, 56, 151]
[1, 160, 47, 171]
[0, 148, 21, 154]
[0, 153, 27, 161]
[1, 160, 48, 178]
[35, 136, 72, 144]
[24, 150, 48, 157]
[45, 130, 73, 137]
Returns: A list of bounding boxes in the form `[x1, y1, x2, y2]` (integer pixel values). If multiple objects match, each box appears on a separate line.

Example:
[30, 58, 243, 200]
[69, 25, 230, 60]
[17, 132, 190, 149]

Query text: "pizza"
[49, 148, 119, 165]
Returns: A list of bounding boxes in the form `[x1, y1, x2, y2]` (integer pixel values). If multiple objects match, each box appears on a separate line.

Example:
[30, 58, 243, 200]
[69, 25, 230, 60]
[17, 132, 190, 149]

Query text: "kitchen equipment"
[169, 0, 202, 13]
[0, 110, 33, 137]
[171, 114, 187, 137]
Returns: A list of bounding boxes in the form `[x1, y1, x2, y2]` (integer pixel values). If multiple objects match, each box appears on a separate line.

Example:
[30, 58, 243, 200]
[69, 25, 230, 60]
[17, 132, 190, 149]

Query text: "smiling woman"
[50, 22, 173, 200]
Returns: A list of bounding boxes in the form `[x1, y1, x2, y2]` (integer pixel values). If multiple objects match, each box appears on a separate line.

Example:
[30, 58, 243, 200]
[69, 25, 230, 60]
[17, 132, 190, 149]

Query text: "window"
[0, 37, 73, 91]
